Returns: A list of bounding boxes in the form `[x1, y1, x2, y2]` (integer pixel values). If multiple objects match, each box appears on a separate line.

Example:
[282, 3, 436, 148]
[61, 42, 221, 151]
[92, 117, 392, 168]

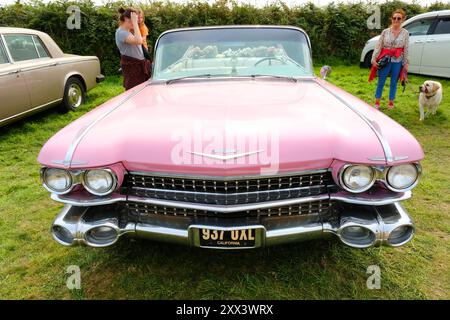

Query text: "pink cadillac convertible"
[38, 26, 424, 249]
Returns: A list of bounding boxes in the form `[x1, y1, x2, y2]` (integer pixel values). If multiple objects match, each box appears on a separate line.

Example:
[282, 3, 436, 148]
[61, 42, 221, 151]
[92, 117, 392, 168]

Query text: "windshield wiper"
[165, 73, 231, 84]
[248, 74, 298, 83]
[165, 73, 299, 84]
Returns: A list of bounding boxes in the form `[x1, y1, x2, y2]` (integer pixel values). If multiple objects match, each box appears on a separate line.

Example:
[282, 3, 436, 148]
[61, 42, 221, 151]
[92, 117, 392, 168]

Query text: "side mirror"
[320, 65, 331, 79]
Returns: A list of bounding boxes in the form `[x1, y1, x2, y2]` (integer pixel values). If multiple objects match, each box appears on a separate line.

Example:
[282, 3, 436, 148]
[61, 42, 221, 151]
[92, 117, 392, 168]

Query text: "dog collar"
[425, 92, 437, 99]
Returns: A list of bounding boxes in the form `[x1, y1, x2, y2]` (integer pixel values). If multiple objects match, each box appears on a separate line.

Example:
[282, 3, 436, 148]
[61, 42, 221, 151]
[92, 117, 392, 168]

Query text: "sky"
[0, 0, 447, 7]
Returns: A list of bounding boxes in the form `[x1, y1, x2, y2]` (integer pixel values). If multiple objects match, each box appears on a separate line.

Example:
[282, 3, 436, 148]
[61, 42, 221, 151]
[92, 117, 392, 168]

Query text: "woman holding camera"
[115, 8, 150, 90]
[370, 9, 409, 109]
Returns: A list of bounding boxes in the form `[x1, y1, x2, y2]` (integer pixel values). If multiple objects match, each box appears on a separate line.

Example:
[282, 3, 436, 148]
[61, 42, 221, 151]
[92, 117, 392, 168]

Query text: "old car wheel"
[61, 77, 85, 113]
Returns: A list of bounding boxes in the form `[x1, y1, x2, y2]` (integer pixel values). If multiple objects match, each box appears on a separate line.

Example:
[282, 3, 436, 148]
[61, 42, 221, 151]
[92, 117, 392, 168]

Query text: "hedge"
[1, 0, 449, 75]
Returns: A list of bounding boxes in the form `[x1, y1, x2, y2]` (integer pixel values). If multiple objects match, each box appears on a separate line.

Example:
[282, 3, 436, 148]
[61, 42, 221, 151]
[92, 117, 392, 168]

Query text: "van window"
[433, 18, 450, 35]
[404, 19, 434, 36]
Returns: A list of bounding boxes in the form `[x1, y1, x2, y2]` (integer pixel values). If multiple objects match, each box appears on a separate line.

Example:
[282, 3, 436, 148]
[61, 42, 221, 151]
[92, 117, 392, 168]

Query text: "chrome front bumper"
[51, 197, 415, 249]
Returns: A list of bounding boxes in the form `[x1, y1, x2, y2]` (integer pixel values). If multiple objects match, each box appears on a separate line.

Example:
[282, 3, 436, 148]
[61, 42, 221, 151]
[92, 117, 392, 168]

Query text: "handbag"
[377, 55, 391, 69]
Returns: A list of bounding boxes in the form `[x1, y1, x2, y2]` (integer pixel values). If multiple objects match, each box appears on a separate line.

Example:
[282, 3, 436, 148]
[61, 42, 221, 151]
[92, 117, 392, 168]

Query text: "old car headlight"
[83, 169, 116, 196]
[386, 164, 420, 192]
[42, 168, 73, 194]
[340, 165, 375, 193]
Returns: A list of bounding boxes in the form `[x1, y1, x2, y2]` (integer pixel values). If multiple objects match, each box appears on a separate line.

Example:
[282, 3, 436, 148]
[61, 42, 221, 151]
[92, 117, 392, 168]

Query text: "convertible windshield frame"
[151, 25, 314, 83]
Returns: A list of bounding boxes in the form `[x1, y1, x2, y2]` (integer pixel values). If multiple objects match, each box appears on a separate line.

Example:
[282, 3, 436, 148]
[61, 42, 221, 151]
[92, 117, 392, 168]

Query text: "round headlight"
[83, 169, 116, 196]
[42, 168, 73, 194]
[341, 165, 375, 193]
[386, 164, 419, 191]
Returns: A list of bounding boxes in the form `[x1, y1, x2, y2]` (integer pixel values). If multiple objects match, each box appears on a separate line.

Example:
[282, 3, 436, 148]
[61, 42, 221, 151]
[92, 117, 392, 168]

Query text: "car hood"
[38, 79, 424, 176]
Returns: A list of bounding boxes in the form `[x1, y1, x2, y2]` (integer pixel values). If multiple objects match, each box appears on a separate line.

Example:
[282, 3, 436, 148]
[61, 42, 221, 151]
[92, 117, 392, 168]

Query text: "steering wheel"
[254, 57, 285, 66]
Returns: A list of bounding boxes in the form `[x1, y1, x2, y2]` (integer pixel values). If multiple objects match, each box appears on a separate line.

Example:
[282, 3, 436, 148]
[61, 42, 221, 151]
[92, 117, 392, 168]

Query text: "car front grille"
[126, 199, 335, 219]
[122, 170, 335, 205]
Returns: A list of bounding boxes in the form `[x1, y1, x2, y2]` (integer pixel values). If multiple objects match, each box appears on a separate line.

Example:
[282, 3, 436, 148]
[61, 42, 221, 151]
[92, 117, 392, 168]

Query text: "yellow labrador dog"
[419, 80, 443, 121]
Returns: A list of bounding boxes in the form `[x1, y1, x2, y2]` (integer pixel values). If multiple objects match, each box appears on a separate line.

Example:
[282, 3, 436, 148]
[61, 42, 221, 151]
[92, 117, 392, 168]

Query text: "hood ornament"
[187, 149, 263, 161]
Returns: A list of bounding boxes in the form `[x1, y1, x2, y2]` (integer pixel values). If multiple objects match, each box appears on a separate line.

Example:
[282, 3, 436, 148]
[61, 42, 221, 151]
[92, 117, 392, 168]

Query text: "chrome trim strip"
[53, 58, 99, 66]
[0, 70, 19, 77]
[316, 80, 394, 164]
[52, 160, 88, 166]
[30, 35, 41, 58]
[128, 168, 330, 180]
[330, 190, 411, 206]
[0, 63, 57, 76]
[13, 61, 58, 73]
[63, 84, 149, 167]
[50, 189, 411, 207]
[368, 156, 409, 162]
[130, 184, 334, 197]
[51, 193, 126, 206]
[127, 195, 330, 213]
[367, 156, 387, 162]
[0, 34, 13, 63]
[0, 37, 11, 65]
[135, 223, 189, 245]
[0, 98, 62, 125]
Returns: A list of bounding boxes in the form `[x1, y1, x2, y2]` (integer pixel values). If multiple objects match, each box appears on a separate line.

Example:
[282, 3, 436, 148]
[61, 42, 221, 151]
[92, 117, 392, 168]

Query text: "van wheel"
[60, 77, 85, 113]
[363, 51, 373, 68]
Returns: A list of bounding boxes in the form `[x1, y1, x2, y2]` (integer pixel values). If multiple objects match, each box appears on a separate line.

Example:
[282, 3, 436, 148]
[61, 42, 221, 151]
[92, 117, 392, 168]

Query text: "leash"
[402, 73, 420, 95]
[402, 79, 420, 95]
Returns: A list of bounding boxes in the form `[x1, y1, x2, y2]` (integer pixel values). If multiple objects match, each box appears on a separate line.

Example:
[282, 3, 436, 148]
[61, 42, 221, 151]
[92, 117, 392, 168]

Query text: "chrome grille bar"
[127, 199, 335, 218]
[122, 170, 335, 205]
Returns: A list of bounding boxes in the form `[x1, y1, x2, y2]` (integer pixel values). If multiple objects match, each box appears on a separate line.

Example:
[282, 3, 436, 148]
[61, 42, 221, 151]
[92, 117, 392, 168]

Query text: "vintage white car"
[0, 27, 104, 126]
[361, 10, 450, 78]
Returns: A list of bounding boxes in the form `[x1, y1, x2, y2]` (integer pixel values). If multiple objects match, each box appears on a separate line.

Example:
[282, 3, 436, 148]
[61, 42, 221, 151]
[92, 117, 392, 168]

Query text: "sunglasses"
[392, 17, 402, 21]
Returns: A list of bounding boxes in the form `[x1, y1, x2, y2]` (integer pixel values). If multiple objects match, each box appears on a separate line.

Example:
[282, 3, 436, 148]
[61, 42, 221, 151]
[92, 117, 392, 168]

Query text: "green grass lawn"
[0, 66, 448, 299]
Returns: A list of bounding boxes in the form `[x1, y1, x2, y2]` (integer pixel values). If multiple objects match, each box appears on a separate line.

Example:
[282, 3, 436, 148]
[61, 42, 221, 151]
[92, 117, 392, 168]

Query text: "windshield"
[153, 27, 313, 81]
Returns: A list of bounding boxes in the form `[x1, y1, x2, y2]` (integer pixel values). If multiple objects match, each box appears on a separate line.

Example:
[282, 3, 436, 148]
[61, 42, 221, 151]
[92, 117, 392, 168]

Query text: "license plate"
[191, 227, 263, 248]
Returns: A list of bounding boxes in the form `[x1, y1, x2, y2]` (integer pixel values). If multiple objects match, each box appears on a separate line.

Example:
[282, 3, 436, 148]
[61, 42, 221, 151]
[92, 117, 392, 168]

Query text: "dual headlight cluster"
[340, 163, 421, 193]
[41, 168, 117, 196]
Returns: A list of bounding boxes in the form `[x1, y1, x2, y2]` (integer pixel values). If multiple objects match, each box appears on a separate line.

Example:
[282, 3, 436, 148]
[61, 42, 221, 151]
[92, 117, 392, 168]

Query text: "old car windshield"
[153, 27, 313, 81]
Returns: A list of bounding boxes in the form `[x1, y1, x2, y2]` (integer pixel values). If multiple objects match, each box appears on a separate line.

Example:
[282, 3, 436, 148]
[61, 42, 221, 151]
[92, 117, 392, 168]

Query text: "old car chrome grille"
[126, 199, 334, 218]
[122, 171, 335, 205]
